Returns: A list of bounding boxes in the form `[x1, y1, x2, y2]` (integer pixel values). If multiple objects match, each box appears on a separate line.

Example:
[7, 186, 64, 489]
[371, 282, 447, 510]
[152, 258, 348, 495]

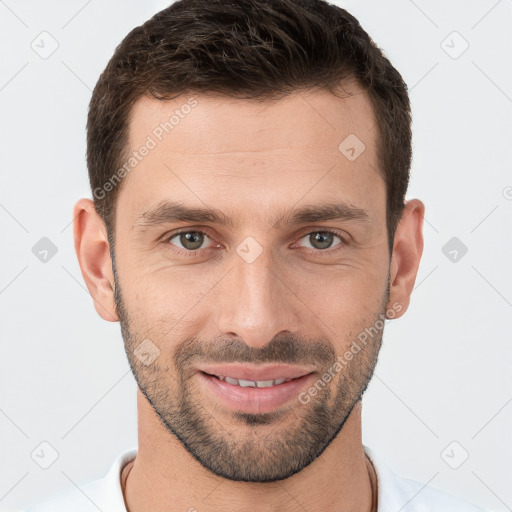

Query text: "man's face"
[113, 86, 391, 482]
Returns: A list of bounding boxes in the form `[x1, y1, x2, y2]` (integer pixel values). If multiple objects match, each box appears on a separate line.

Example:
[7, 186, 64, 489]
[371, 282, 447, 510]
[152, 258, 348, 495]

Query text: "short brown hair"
[87, 0, 411, 253]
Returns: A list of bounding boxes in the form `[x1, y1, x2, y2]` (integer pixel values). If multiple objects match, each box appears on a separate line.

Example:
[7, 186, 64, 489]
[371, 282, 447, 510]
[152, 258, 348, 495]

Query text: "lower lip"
[198, 371, 316, 414]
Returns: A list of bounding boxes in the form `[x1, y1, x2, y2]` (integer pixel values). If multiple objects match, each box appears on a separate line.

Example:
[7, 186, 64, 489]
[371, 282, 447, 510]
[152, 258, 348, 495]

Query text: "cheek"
[119, 264, 221, 338]
[292, 266, 387, 343]
[117, 232, 388, 342]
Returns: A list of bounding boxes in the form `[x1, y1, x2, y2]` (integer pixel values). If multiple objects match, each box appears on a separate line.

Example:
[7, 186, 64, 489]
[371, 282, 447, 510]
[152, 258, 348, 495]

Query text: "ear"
[73, 198, 118, 322]
[386, 199, 425, 319]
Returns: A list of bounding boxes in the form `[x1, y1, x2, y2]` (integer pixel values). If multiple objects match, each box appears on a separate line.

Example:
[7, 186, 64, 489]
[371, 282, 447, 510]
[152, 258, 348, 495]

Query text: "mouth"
[195, 362, 316, 382]
[197, 368, 317, 414]
[202, 372, 306, 388]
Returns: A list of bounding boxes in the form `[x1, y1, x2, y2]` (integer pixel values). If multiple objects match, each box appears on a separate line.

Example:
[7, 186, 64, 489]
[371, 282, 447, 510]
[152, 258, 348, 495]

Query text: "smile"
[208, 374, 298, 388]
[198, 370, 317, 414]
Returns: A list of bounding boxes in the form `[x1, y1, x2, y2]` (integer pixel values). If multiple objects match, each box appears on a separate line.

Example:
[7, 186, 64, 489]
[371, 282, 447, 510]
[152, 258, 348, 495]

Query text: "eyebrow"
[133, 200, 372, 230]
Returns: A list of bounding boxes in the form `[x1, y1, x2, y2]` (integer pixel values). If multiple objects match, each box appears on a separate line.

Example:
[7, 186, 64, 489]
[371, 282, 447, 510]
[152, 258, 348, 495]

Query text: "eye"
[296, 230, 345, 251]
[166, 230, 214, 251]
[162, 228, 347, 256]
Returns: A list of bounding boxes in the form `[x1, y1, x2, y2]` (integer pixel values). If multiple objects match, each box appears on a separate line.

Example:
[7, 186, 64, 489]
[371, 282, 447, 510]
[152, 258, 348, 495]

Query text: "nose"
[216, 242, 302, 349]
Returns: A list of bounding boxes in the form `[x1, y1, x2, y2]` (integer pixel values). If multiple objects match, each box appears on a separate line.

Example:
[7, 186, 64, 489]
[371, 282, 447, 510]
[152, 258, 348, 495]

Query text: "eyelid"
[294, 227, 349, 243]
[292, 228, 348, 252]
[160, 226, 349, 255]
[162, 227, 219, 249]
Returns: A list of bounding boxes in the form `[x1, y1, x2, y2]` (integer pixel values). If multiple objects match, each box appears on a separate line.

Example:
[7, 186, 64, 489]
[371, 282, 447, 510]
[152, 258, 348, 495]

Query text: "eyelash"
[161, 228, 348, 258]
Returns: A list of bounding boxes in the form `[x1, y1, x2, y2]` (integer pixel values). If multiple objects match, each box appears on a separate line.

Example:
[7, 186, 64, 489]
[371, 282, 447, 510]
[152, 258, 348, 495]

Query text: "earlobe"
[386, 199, 425, 319]
[73, 198, 119, 322]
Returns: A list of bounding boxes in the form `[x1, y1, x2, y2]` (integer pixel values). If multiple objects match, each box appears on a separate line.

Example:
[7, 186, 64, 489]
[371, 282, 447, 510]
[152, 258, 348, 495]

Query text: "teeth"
[256, 380, 276, 388]
[238, 379, 256, 387]
[216, 375, 291, 387]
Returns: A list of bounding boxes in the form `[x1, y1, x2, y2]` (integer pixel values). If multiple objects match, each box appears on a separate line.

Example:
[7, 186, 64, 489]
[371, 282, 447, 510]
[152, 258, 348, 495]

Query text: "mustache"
[174, 334, 336, 370]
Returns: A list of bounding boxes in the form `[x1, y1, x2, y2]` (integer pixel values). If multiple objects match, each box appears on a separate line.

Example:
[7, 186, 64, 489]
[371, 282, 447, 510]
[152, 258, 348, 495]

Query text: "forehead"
[119, 86, 383, 225]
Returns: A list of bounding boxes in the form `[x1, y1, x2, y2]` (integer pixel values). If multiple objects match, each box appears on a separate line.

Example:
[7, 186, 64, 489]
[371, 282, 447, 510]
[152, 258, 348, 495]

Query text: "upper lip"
[196, 363, 316, 382]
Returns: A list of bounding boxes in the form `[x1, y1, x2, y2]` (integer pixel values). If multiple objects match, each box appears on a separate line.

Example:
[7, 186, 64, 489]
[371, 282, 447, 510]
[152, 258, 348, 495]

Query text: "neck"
[123, 391, 374, 512]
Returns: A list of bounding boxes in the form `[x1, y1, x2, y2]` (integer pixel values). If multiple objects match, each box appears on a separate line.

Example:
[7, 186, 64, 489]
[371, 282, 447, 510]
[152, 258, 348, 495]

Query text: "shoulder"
[23, 448, 137, 512]
[364, 445, 493, 512]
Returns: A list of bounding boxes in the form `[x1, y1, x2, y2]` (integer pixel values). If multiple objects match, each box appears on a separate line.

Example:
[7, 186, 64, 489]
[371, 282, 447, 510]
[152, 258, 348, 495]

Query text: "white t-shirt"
[23, 444, 493, 511]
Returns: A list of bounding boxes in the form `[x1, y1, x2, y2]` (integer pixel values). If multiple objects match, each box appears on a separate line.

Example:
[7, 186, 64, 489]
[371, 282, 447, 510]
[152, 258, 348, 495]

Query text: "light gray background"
[1, 1, 511, 511]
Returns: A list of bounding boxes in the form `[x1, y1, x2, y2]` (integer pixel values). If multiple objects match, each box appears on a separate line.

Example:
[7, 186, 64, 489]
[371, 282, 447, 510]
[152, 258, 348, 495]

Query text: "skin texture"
[74, 85, 424, 512]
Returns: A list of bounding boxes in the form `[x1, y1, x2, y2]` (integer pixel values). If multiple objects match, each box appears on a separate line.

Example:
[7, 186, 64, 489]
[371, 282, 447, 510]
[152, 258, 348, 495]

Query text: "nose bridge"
[216, 238, 301, 348]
